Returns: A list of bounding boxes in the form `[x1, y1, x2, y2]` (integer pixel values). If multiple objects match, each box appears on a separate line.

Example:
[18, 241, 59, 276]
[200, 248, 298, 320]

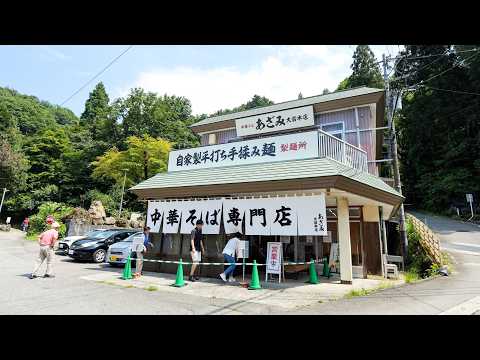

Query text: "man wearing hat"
[30, 222, 60, 279]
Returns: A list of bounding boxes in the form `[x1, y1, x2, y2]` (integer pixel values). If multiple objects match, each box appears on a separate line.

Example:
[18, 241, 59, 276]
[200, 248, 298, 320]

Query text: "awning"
[130, 157, 403, 207]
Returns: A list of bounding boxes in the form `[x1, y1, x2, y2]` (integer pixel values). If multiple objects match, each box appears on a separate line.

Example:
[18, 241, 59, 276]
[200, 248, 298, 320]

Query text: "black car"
[68, 229, 138, 263]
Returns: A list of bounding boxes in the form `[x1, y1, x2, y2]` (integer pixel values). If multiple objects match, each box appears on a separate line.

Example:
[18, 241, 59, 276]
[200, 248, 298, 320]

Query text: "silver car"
[106, 232, 143, 266]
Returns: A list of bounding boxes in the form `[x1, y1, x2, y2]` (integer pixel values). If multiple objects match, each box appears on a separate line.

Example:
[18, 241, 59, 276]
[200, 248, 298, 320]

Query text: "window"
[321, 122, 344, 140]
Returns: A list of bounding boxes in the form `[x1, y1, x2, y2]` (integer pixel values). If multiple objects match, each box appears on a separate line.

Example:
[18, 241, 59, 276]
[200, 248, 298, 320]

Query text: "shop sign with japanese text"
[235, 105, 315, 137]
[168, 130, 319, 172]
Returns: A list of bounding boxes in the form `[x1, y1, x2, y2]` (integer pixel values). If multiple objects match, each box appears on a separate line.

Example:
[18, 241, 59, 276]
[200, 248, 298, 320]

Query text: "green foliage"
[91, 135, 171, 188]
[335, 46, 384, 90]
[85, 185, 123, 216]
[113, 89, 199, 150]
[349, 45, 384, 88]
[394, 45, 480, 212]
[0, 136, 29, 191]
[336, 77, 350, 91]
[212, 94, 274, 116]
[405, 218, 434, 278]
[28, 202, 74, 238]
[404, 271, 420, 283]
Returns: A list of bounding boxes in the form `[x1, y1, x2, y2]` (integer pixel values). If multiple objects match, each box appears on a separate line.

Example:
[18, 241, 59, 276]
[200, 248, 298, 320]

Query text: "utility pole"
[0, 188, 9, 217]
[382, 54, 408, 259]
[118, 169, 128, 218]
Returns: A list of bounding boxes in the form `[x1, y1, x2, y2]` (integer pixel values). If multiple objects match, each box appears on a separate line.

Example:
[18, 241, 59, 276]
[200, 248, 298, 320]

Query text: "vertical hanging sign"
[200, 199, 223, 235]
[294, 194, 328, 236]
[222, 199, 247, 234]
[243, 198, 271, 236]
[269, 198, 298, 236]
[146, 201, 166, 233]
[163, 201, 184, 234]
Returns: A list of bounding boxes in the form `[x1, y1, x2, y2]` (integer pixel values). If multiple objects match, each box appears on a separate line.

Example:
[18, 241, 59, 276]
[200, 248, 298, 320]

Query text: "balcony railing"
[318, 130, 368, 172]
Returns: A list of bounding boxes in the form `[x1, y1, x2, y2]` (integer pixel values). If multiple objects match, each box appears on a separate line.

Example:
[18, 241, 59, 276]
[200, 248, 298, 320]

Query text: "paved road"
[295, 212, 480, 314]
[2, 212, 479, 314]
[0, 230, 284, 315]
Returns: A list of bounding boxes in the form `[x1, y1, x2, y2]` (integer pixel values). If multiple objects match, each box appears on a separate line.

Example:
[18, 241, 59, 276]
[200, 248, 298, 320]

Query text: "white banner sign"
[199, 199, 223, 235]
[146, 201, 167, 233]
[146, 195, 326, 236]
[294, 194, 328, 236]
[236, 105, 315, 137]
[268, 198, 298, 236]
[179, 200, 201, 234]
[243, 199, 270, 236]
[222, 199, 247, 234]
[168, 131, 319, 172]
[162, 201, 184, 234]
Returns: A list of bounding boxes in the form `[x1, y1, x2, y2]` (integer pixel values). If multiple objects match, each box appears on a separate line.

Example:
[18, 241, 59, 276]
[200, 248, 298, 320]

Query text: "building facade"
[130, 87, 403, 284]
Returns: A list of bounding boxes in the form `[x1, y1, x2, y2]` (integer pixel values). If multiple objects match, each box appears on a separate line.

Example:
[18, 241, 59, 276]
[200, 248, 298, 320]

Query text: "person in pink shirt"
[30, 222, 60, 279]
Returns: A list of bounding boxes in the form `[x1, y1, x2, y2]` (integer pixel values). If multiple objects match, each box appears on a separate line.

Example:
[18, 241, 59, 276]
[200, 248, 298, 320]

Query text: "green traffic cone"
[122, 254, 132, 280]
[307, 259, 318, 284]
[322, 257, 331, 278]
[248, 260, 261, 290]
[172, 258, 186, 287]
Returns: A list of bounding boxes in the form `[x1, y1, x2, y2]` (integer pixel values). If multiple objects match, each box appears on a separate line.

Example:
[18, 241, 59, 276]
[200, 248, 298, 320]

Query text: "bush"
[28, 202, 74, 238]
[405, 218, 434, 278]
[85, 189, 116, 215]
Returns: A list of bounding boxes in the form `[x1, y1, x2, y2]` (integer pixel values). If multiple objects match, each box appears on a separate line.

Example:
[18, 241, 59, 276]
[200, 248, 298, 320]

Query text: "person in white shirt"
[219, 232, 241, 283]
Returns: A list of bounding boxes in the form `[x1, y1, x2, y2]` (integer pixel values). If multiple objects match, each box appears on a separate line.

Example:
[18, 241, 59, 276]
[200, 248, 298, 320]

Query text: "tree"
[0, 136, 28, 192]
[298, 92, 303, 99]
[212, 94, 275, 116]
[336, 45, 384, 90]
[349, 45, 384, 88]
[91, 135, 172, 189]
[80, 82, 112, 141]
[336, 77, 350, 91]
[322, 88, 330, 95]
[113, 89, 199, 149]
[394, 45, 480, 211]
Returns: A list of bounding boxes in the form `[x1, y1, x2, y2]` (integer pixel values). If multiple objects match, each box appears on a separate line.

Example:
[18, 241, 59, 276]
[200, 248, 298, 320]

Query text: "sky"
[0, 45, 401, 117]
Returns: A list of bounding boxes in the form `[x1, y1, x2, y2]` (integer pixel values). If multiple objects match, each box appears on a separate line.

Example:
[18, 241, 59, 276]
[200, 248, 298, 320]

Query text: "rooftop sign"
[235, 105, 315, 137]
[168, 130, 319, 172]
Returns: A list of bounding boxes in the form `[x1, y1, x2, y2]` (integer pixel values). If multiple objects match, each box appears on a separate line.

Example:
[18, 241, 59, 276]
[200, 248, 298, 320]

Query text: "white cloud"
[118, 45, 399, 116]
[38, 46, 71, 61]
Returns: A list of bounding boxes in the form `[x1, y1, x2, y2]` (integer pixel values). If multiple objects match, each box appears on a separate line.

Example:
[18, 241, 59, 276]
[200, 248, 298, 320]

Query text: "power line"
[398, 47, 480, 61]
[407, 51, 479, 89]
[418, 85, 480, 96]
[60, 45, 134, 106]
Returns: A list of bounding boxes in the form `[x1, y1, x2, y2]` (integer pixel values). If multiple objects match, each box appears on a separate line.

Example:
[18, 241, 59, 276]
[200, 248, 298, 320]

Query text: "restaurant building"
[130, 86, 403, 284]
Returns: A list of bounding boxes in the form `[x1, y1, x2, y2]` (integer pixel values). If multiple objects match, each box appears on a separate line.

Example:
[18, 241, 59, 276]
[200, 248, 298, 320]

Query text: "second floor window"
[321, 122, 344, 140]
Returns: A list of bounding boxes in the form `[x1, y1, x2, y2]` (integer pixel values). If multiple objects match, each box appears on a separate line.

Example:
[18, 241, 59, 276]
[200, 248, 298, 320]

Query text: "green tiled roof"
[130, 157, 401, 198]
[191, 87, 384, 128]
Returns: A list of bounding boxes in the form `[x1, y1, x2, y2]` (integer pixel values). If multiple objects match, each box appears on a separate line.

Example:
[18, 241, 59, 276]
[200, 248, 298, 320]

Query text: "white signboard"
[238, 240, 249, 258]
[466, 193, 474, 203]
[236, 105, 315, 137]
[168, 131, 319, 172]
[266, 242, 283, 282]
[294, 194, 328, 236]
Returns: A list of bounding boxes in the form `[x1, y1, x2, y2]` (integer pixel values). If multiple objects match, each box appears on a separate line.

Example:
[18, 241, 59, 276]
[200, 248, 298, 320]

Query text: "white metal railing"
[318, 130, 368, 172]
